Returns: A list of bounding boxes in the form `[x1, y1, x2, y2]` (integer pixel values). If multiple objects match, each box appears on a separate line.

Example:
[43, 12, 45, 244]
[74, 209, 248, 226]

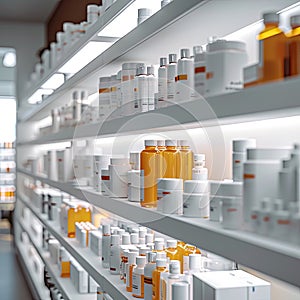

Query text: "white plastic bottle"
[158, 57, 168, 108]
[110, 234, 121, 274]
[175, 48, 194, 103]
[147, 65, 156, 111]
[102, 224, 111, 268]
[136, 65, 148, 113]
[194, 45, 206, 97]
[192, 154, 208, 180]
[144, 252, 157, 300]
[171, 282, 189, 300]
[132, 256, 146, 298]
[167, 54, 177, 103]
[126, 251, 139, 292]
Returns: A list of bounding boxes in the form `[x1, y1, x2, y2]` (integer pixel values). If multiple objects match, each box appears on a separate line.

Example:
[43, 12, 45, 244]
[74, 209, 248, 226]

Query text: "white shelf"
[19, 0, 134, 115]
[18, 0, 297, 122]
[17, 77, 300, 145]
[15, 239, 51, 300]
[17, 219, 96, 300]
[18, 196, 136, 300]
[17, 168, 300, 287]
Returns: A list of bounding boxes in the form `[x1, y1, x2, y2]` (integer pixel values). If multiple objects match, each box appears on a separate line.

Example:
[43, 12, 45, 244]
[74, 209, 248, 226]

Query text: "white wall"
[0, 21, 45, 105]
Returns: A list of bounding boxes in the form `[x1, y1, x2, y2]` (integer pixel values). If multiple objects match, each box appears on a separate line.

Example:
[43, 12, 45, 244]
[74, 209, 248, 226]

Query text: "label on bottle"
[140, 170, 144, 202]
[167, 64, 177, 100]
[132, 273, 144, 297]
[158, 67, 167, 101]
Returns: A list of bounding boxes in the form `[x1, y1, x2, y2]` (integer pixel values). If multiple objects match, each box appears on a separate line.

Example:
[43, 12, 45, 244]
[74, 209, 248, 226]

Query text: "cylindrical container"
[128, 170, 141, 202]
[110, 74, 121, 110]
[270, 199, 290, 240]
[97, 286, 104, 300]
[194, 45, 206, 96]
[87, 4, 99, 23]
[243, 160, 281, 225]
[129, 152, 140, 170]
[110, 234, 121, 274]
[99, 76, 111, 119]
[232, 139, 256, 182]
[132, 255, 146, 298]
[101, 169, 111, 196]
[209, 180, 227, 222]
[102, 224, 111, 268]
[93, 155, 110, 192]
[256, 198, 272, 236]
[183, 180, 209, 218]
[50, 42, 56, 69]
[57, 148, 73, 182]
[147, 65, 156, 111]
[72, 90, 81, 124]
[171, 282, 189, 300]
[175, 48, 194, 103]
[206, 40, 247, 96]
[167, 54, 177, 102]
[289, 202, 300, 245]
[158, 57, 168, 108]
[157, 178, 183, 214]
[47, 150, 58, 181]
[109, 158, 130, 198]
[192, 154, 208, 180]
[137, 8, 152, 25]
[41, 49, 50, 73]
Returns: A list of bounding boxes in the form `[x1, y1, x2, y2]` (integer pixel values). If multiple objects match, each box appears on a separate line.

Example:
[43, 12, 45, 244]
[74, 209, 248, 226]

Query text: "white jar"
[192, 154, 208, 180]
[157, 178, 183, 215]
[41, 49, 50, 73]
[232, 139, 256, 182]
[100, 169, 111, 196]
[206, 40, 247, 97]
[57, 148, 73, 182]
[128, 170, 141, 202]
[109, 234, 120, 274]
[109, 158, 130, 198]
[270, 199, 290, 240]
[183, 180, 209, 218]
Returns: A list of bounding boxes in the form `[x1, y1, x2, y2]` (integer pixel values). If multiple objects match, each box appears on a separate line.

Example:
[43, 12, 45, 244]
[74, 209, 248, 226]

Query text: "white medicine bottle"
[167, 54, 177, 102]
[158, 57, 168, 108]
[192, 154, 208, 180]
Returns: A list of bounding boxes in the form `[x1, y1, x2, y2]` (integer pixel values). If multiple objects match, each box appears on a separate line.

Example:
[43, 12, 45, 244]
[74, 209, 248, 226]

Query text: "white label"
[167, 64, 177, 100]
[132, 273, 143, 296]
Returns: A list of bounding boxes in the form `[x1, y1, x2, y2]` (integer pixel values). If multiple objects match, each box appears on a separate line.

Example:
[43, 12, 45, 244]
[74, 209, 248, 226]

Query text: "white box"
[90, 231, 102, 256]
[193, 270, 270, 300]
[70, 259, 88, 293]
[48, 239, 60, 264]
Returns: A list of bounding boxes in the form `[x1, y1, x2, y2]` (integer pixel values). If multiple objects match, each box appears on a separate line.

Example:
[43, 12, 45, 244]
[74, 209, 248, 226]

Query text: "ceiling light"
[41, 73, 65, 90]
[3, 52, 16, 68]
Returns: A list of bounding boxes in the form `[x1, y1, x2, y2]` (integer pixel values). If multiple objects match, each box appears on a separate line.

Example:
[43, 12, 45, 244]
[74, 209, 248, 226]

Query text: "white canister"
[48, 150, 58, 181]
[183, 180, 209, 218]
[99, 76, 112, 119]
[243, 160, 281, 225]
[270, 199, 290, 240]
[206, 40, 247, 97]
[167, 54, 177, 102]
[93, 155, 110, 192]
[157, 178, 183, 215]
[209, 180, 227, 222]
[128, 170, 141, 202]
[101, 169, 111, 196]
[57, 148, 73, 182]
[109, 158, 130, 198]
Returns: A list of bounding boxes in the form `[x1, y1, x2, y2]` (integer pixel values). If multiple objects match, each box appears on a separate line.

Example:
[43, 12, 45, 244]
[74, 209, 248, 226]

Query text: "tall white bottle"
[158, 57, 168, 108]
[167, 54, 177, 104]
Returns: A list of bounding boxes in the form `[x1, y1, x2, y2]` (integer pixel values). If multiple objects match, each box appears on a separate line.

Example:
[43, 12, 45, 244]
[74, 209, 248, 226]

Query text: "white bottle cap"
[138, 8, 152, 17]
[184, 180, 209, 194]
[117, 229, 126, 236]
[157, 140, 165, 147]
[137, 65, 147, 76]
[160, 57, 167, 67]
[139, 227, 147, 238]
[167, 240, 177, 248]
[209, 181, 242, 197]
[232, 139, 256, 152]
[156, 252, 167, 260]
[263, 12, 279, 24]
[169, 260, 180, 274]
[154, 240, 164, 251]
[128, 251, 138, 264]
[171, 282, 189, 300]
[157, 178, 183, 190]
[139, 246, 150, 256]
[147, 251, 157, 263]
[110, 157, 129, 165]
[189, 254, 201, 271]
[122, 233, 131, 245]
[111, 235, 120, 245]
[194, 153, 205, 162]
[130, 233, 139, 244]
[102, 224, 110, 235]
[147, 65, 155, 75]
[136, 255, 146, 267]
[156, 258, 167, 267]
[87, 4, 99, 13]
[180, 48, 190, 59]
[169, 54, 177, 63]
[145, 233, 154, 244]
[165, 139, 177, 147]
[154, 237, 164, 242]
[145, 140, 156, 147]
[273, 199, 283, 211]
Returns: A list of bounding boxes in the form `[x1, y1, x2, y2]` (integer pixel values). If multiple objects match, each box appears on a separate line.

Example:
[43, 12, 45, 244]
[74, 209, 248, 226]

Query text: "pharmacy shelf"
[19, 0, 134, 113]
[18, 168, 300, 287]
[17, 196, 135, 300]
[18, 77, 300, 145]
[17, 219, 96, 300]
[18, 0, 296, 123]
[15, 239, 51, 300]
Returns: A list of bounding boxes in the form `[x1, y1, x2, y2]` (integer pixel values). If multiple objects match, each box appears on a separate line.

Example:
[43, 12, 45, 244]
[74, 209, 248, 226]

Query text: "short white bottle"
[192, 154, 208, 180]
[109, 234, 120, 274]
[132, 256, 146, 298]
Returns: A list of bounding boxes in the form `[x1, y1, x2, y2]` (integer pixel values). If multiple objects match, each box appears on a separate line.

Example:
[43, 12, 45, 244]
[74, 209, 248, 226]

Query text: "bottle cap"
[72, 90, 80, 100]
[145, 233, 154, 244]
[184, 180, 209, 194]
[207, 40, 246, 52]
[169, 260, 180, 274]
[165, 139, 177, 147]
[168, 54, 177, 63]
[273, 199, 283, 211]
[157, 140, 165, 147]
[145, 140, 156, 147]
[87, 4, 99, 13]
[180, 48, 190, 59]
[156, 251, 167, 260]
[137, 65, 147, 76]
[128, 251, 138, 264]
[166, 240, 177, 248]
[260, 198, 272, 210]
[139, 227, 147, 238]
[157, 178, 183, 191]
[263, 12, 279, 24]
[117, 228, 126, 236]
[130, 233, 139, 244]
[139, 246, 150, 256]
[122, 233, 131, 245]
[102, 224, 110, 235]
[154, 240, 164, 251]
[193, 45, 202, 56]
[156, 258, 167, 267]
[171, 282, 189, 300]
[160, 57, 167, 67]
[111, 235, 120, 245]
[232, 139, 256, 152]
[147, 65, 155, 75]
[138, 8, 152, 17]
[189, 254, 202, 271]
[194, 153, 205, 162]
[147, 251, 157, 263]
[136, 255, 146, 267]
[210, 181, 242, 197]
